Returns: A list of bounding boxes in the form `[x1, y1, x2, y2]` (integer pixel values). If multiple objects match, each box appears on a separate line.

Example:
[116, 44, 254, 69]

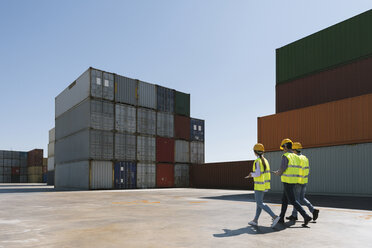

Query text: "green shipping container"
[276, 9, 372, 84]
[175, 91, 190, 116]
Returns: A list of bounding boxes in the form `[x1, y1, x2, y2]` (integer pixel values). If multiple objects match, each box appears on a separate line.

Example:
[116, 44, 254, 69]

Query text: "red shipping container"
[175, 115, 190, 140]
[276, 55, 372, 113]
[28, 149, 43, 167]
[11, 167, 20, 176]
[156, 137, 175, 162]
[156, 163, 174, 188]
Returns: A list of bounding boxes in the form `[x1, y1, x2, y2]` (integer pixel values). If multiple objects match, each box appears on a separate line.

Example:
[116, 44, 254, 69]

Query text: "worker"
[273, 138, 312, 227]
[286, 142, 319, 221]
[245, 143, 281, 228]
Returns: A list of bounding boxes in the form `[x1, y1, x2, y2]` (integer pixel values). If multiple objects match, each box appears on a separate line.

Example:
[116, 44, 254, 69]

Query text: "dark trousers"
[280, 183, 310, 220]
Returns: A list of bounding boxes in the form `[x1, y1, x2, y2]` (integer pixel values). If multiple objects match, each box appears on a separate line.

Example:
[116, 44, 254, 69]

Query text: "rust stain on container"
[259, 93, 372, 151]
[276, 55, 372, 113]
[190, 161, 254, 190]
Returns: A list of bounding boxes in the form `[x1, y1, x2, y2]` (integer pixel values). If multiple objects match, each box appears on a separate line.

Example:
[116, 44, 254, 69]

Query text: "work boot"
[271, 216, 281, 228]
[302, 216, 312, 227]
[278, 217, 285, 224]
[286, 215, 298, 221]
[248, 220, 258, 226]
[313, 209, 319, 221]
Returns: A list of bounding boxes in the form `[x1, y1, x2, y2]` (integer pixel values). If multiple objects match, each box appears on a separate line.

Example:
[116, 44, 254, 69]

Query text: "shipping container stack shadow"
[260, 9, 372, 196]
[54, 67, 205, 190]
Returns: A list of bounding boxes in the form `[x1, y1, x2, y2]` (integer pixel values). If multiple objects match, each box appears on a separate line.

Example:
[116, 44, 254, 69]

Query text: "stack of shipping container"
[258, 9, 372, 196]
[55, 67, 205, 190]
[47, 128, 55, 185]
[27, 149, 44, 183]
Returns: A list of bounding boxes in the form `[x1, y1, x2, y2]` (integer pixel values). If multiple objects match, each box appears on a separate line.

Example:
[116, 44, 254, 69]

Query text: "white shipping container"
[137, 108, 156, 135]
[138, 81, 156, 109]
[55, 161, 90, 190]
[48, 142, 55, 157]
[90, 161, 113, 189]
[264, 142, 372, 196]
[47, 157, 55, 171]
[115, 133, 136, 161]
[174, 164, 189, 187]
[175, 140, 190, 163]
[137, 163, 156, 188]
[49, 128, 55, 143]
[137, 136, 156, 162]
[190, 141, 204, 164]
[115, 104, 136, 133]
[157, 112, 174, 137]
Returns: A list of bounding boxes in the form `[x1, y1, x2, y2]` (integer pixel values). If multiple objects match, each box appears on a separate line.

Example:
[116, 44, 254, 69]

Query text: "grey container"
[11, 159, 19, 167]
[157, 86, 174, 113]
[55, 129, 113, 164]
[137, 163, 156, 188]
[175, 140, 190, 163]
[55, 68, 115, 118]
[137, 136, 156, 162]
[115, 74, 137, 105]
[3, 166, 11, 175]
[90, 161, 113, 189]
[20, 166, 27, 175]
[174, 164, 190, 187]
[115, 104, 136, 133]
[4, 159, 11, 167]
[3, 151, 12, 159]
[0, 166, 3, 174]
[0, 159, 3, 166]
[0, 175, 4, 183]
[56, 98, 114, 140]
[190, 141, 204, 164]
[264, 142, 372, 196]
[137, 108, 156, 135]
[11, 151, 19, 160]
[0, 151, 3, 159]
[138, 81, 156, 109]
[157, 112, 174, 137]
[3, 175, 10, 183]
[114, 133, 136, 161]
[20, 175, 27, 183]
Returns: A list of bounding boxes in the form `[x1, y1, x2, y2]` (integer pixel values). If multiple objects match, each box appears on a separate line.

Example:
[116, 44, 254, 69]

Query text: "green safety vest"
[281, 152, 302, 184]
[298, 154, 309, 184]
[253, 157, 271, 191]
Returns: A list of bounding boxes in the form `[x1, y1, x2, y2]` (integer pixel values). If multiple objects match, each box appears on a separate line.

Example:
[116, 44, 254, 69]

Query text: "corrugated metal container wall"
[102, 72, 114, 101]
[276, 9, 372, 84]
[115, 104, 136, 133]
[90, 161, 113, 189]
[48, 142, 55, 157]
[156, 137, 175, 163]
[175, 140, 190, 163]
[137, 163, 156, 188]
[47, 170, 54, 185]
[156, 163, 174, 187]
[190, 161, 254, 189]
[137, 136, 156, 162]
[55, 98, 114, 140]
[115, 75, 137, 106]
[12, 151, 19, 160]
[190, 141, 204, 164]
[137, 108, 156, 135]
[3, 151, 12, 159]
[175, 115, 190, 140]
[11, 159, 19, 167]
[55, 129, 113, 164]
[258, 93, 372, 152]
[28, 149, 43, 166]
[114, 162, 137, 189]
[138, 81, 156, 109]
[276, 55, 372, 113]
[49, 128, 55, 143]
[90, 69, 103, 98]
[175, 91, 190, 116]
[157, 86, 174, 113]
[0, 150, 3, 159]
[55, 161, 90, 189]
[264, 142, 372, 196]
[55, 68, 90, 118]
[174, 164, 189, 187]
[28, 166, 42, 175]
[190, 118, 204, 141]
[157, 112, 174, 137]
[114, 133, 136, 161]
[47, 157, 55, 171]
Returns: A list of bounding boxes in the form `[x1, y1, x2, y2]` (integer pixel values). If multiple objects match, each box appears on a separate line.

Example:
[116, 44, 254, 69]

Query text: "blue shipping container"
[42, 173, 48, 183]
[190, 118, 205, 141]
[114, 162, 137, 189]
[19, 152, 28, 160]
[157, 86, 174, 113]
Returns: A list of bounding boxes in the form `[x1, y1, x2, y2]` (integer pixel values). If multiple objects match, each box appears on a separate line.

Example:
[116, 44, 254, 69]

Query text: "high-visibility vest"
[253, 157, 271, 191]
[298, 154, 309, 184]
[281, 152, 302, 184]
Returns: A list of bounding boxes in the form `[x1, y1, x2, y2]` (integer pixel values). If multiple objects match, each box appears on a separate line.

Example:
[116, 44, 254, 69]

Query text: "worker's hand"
[244, 173, 252, 179]
[273, 170, 279, 176]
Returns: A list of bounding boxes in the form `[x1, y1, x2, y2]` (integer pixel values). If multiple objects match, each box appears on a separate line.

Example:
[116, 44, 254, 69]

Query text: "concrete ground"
[0, 184, 372, 248]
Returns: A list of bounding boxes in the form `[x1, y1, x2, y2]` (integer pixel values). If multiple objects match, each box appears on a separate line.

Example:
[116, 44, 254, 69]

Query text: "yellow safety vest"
[253, 157, 271, 191]
[298, 154, 309, 184]
[281, 152, 302, 184]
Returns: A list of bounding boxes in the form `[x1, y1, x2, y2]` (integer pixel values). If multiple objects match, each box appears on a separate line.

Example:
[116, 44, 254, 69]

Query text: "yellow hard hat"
[293, 142, 303, 150]
[280, 138, 293, 150]
[253, 143, 265, 152]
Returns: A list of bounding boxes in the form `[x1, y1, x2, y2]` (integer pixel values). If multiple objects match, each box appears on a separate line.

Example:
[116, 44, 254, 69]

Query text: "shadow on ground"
[201, 193, 372, 211]
[213, 223, 287, 237]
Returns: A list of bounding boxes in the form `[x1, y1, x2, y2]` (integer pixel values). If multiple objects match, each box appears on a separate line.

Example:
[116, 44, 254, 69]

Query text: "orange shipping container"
[258, 93, 372, 152]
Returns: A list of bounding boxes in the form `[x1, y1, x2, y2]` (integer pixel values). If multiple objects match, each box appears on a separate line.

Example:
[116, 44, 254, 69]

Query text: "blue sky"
[0, 1, 371, 162]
